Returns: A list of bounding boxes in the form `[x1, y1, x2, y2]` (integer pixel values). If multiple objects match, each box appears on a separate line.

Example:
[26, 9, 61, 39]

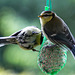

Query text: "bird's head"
[38, 11, 55, 26]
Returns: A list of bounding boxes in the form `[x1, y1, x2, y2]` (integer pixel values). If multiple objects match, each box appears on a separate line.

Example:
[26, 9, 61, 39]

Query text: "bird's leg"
[32, 49, 39, 52]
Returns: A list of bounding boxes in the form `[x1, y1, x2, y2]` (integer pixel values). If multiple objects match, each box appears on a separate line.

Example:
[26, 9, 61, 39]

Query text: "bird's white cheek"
[39, 18, 46, 26]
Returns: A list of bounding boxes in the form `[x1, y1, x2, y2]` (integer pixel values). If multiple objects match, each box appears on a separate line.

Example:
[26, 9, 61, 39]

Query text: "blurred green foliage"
[0, 0, 75, 75]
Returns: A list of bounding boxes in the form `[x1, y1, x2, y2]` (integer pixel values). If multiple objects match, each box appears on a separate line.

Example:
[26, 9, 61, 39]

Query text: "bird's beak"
[38, 15, 43, 17]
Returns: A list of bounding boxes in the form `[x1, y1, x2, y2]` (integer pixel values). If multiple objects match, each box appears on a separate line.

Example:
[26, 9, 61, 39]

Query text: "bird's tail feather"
[0, 44, 5, 47]
[71, 45, 75, 59]
[0, 36, 17, 47]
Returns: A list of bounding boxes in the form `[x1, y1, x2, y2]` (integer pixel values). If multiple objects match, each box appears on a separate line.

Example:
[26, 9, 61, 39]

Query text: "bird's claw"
[32, 49, 40, 52]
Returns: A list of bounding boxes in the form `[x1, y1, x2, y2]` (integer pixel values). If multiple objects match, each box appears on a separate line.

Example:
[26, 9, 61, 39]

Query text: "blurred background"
[0, 0, 75, 75]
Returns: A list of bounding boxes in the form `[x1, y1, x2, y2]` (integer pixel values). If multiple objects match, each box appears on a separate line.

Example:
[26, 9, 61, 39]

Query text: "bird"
[0, 26, 43, 52]
[38, 11, 75, 58]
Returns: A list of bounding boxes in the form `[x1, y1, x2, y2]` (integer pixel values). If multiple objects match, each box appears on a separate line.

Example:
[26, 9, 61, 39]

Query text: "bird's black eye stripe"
[43, 15, 51, 17]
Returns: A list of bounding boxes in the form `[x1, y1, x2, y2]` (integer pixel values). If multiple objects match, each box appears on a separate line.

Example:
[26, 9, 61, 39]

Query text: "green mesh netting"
[38, 40, 67, 75]
[45, 0, 52, 11]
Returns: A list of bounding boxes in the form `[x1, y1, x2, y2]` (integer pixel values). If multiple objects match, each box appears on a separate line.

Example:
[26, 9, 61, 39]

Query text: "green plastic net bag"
[38, 40, 67, 75]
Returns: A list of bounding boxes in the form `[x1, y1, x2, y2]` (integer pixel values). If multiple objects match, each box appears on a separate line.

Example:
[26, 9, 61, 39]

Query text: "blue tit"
[0, 26, 43, 52]
[38, 11, 75, 58]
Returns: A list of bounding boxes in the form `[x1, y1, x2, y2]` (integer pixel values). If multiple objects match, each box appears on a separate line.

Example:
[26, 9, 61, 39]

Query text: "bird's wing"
[11, 30, 21, 36]
[44, 26, 75, 49]
[50, 33, 72, 47]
